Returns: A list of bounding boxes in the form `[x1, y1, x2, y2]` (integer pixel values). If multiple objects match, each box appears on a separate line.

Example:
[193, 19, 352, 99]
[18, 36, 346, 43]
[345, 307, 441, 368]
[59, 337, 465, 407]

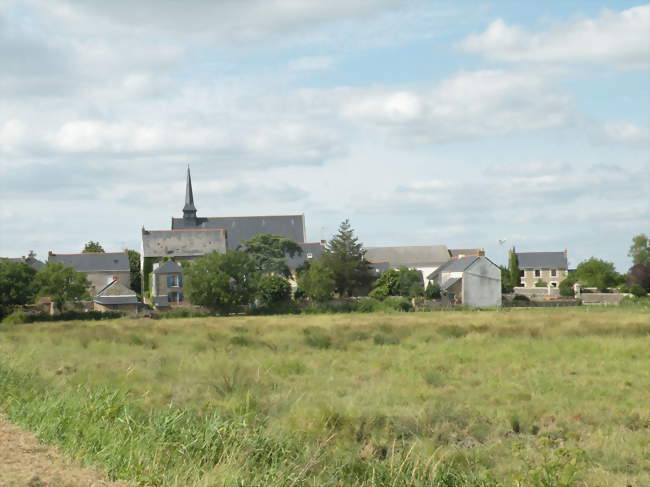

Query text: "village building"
[427, 256, 501, 307]
[47, 251, 131, 296]
[150, 260, 184, 308]
[449, 248, 484, 259]
[365, 245, 451, 283]
[513, 250, 569, 288]
[93, 279, 139, 313]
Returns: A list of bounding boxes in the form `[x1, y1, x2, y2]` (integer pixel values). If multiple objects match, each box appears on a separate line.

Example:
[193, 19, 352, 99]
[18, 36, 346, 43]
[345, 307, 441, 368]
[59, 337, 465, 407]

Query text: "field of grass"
[1, 308, 649, 486]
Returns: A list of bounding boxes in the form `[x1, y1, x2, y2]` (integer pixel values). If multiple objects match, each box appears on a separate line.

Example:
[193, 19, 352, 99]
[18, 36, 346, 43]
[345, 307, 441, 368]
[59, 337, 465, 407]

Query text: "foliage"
[371, 266, 423, 298]
[425, 282, 442, 299]
[628, 233, 650, 266]
[142, 257, 157, 295]
[500, 265, 513, 293]
[534, 279, 547, 288]
[321, 219, 373, 297]
[257, 274, 292, 307]
[2, 311, 28, 324]
[627, 264, 650, 292]
[297, 260, 336, 302]
[82, 241, 105, 253]
[126, 249, 142, 294]
[34, 262, 90, 312]
[629, 283, 648, 297]
[508, 248, 521, 290]
[575, 257, 621, 291]
[184, 251, 258, 315]
[368, 284, 390, 301]
[240, 234, 302, 278]
[0, 260, 38, 318]
[559, 276, 577, 297]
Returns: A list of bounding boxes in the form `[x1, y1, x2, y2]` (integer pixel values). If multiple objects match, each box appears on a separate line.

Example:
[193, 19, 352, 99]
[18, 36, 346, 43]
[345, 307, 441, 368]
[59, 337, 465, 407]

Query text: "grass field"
[1, 308, 649, 486]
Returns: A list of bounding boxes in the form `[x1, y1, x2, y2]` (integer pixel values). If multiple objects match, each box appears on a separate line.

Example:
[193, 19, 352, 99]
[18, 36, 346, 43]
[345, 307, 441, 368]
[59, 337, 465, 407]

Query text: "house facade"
[514, 250, 569, 288]
[47, 251, 131, 296]
[150, 260, 185, 307]
[428, 256, 501, 307]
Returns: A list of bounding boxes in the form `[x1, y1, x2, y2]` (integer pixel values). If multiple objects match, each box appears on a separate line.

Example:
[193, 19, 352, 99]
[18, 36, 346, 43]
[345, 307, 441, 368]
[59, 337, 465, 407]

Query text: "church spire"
[183, 165, 197, 219]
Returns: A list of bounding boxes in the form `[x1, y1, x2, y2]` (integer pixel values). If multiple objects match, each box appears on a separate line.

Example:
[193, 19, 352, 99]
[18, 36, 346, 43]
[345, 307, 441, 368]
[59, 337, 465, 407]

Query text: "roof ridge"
[172, 214, 304, 219]
[144, 228, 225, 233]
[49, 251, 127, 256]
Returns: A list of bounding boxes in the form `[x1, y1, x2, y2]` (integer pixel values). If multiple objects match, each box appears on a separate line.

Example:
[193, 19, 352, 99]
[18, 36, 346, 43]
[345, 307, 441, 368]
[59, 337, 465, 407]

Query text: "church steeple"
[183, 165, 197, 219]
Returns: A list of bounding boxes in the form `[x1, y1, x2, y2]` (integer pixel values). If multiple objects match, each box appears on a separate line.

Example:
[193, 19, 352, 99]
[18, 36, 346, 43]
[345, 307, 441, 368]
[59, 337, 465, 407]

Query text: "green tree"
[321, 220, 372, 297]
[0, 260, 38, 318]
[371, 268, 399, 298]
[83, 241, 105, 253]
[627, 264, 650, 292]
[297, 260, 336, 302]
[424, 282, 441, 299]
[184, 251, 258, 315]
[257, 274, 292, 307]
[628, 234, 650, 266]
[35, 262, 90, 312]
[500, 265, 514, 293]
[508, 248, 521, 290]
[126, 249, 142, 293]
[240, 234, 302, 278]
[575, 257, 620, 291]
[559, 275, 577, 297]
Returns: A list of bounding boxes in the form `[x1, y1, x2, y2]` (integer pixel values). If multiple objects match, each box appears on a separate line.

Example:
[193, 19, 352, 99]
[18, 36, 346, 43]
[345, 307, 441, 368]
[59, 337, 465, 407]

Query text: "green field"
[1, 309, 649, 486]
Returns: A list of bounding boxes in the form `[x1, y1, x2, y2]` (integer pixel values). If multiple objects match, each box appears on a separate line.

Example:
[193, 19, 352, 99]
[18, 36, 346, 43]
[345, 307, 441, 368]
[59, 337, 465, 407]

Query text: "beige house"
[514, 250, 569, 288]
[47, 251, 131, 296]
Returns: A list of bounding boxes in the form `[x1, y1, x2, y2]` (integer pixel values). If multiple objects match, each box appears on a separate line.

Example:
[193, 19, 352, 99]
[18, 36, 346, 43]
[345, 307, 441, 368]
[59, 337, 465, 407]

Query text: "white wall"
[462, 258, 501, 307]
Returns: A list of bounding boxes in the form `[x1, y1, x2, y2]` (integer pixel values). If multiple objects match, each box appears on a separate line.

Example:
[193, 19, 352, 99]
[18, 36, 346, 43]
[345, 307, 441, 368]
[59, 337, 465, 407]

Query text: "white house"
[427, 256, 501, 307]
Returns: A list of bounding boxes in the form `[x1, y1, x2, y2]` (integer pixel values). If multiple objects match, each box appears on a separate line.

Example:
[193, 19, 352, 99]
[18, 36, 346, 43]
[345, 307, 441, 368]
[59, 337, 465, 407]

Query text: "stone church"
[141, 167, 321, 306]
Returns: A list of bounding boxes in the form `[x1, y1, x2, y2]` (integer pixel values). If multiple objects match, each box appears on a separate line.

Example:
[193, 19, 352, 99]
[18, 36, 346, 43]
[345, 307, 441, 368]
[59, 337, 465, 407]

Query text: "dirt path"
[0, 415, 128, 487]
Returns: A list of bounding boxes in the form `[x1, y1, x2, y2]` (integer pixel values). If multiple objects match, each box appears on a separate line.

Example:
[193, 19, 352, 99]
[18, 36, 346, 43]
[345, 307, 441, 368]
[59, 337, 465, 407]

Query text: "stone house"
[47, 251, 131, 296]
[150, 260, 184, 308]
[427, 256, 501, 307]
[93, 279, 139, 313]
[514, 250, 569, 288]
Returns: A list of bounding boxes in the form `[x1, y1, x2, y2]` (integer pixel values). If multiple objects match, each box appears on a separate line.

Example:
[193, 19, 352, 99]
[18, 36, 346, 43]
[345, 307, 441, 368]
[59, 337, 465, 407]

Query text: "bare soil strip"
[0, 415, 127, 487]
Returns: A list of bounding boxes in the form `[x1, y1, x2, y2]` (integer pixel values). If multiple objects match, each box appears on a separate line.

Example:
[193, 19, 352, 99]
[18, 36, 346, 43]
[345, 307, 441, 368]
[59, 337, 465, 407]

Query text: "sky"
[0, 0, 648, 271]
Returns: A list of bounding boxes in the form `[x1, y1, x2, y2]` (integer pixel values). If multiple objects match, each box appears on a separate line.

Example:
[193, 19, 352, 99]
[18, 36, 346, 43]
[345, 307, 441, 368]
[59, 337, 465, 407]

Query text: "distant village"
[2, 167, 646, 317]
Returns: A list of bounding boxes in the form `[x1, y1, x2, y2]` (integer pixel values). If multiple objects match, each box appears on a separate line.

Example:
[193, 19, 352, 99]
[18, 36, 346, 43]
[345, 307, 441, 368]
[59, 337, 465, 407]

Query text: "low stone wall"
[514, 287, 560, 298]
[580, 293, 630, 305]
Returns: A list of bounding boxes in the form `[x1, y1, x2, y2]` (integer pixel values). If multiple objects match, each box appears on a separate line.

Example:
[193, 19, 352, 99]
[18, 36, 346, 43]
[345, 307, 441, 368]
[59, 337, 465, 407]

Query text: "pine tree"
[322, 220, 372, 297]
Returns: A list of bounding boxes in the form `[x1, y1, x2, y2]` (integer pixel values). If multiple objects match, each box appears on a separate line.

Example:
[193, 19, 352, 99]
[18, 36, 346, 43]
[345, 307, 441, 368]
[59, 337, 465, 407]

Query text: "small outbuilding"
[427, 256, 501, 308]
[93, 279, 140, 314]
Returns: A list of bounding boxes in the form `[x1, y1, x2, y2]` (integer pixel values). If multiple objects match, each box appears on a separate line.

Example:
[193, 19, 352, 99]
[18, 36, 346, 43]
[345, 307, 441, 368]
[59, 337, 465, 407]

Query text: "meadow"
[1, 308, 649, 486]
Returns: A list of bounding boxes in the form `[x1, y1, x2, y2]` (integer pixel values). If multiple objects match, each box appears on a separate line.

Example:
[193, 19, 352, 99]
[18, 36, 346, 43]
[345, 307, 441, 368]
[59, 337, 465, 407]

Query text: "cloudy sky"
[1, 1, 648, 271]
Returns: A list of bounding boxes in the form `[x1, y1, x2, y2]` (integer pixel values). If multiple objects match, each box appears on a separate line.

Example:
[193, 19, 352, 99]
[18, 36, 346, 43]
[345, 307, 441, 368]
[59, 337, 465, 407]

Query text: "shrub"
[425, 282, 441, 299]
[368, 285, 389, 301]
[559, 277, 576, 297]
[257, 274, 291, 307]
[630, 283, 648, 297]
[2, 311, 28, 324]
[534, 279, 547, 288]
[159, 308, 210, 319]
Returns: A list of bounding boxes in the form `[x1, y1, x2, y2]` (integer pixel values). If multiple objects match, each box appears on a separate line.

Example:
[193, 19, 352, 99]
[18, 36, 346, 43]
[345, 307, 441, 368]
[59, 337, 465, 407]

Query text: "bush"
[559, 277, 576, 297]
[257, 274, 291, 307]
[368, 285, 389, 301]
[630, 283, 648, 297]
[534, 279, 547, 288]
[2, 311, 28, 324]
[159, 308, 210, 319]
[425, 282, 441, 299]
[10, 310, 123, 323]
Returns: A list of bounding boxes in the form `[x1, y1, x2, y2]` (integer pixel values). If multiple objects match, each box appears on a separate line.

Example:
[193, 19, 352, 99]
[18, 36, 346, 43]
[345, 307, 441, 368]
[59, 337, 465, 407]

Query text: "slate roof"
[1, 256, 45, 270]
[171, 215, 305, 250]
[48, 251, 129, 272]
[153, 260, 183, 274]
[364, 245, 450, 267]
[441, 277, 461, 291]
[516, 252, 568, 269]
[94, 279, 138, 305]
[142, 228, 227, 258]
[449, 248, 482, 258]
[286, 242, 325, 270]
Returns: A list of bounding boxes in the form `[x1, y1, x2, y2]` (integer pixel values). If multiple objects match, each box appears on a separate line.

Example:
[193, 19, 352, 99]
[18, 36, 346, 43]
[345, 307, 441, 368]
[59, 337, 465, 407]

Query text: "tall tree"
[184, 251, 258, 315]
[240, 234, 302, 278]
[322, 220, 372, 297]
[628, 234, 650, 266]
[35, 262, 90, 312]
[297, 260, 336, 302]
[508, 248, 520, 290]
[627, 264, 650, 292]
[126, 249, 142, 293]
[0, 260, 38, 318]
[83, 241, 105, 253]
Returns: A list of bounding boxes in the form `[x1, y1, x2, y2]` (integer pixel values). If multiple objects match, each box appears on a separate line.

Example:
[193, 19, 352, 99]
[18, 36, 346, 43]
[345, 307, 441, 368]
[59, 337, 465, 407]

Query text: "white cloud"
[602, 121, 650, 144]
[458, 5, 650, 69]
[339, 70, 572, 141]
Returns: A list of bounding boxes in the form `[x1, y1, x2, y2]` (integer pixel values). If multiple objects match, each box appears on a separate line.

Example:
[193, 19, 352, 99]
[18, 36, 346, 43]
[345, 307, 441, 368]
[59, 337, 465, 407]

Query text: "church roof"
[171, 214, 305, 250]
[48, 251, 129, 272]
[183, 166, 196, 213]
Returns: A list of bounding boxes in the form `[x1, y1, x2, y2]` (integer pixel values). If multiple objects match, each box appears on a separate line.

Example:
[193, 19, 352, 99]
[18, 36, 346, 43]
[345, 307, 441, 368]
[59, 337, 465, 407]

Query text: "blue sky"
[0, 1, 648, 270]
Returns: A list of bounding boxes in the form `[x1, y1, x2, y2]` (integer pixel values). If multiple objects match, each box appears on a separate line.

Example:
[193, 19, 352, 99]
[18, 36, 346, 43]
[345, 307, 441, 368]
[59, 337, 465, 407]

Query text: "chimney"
[563, 248, 568, 257]
[478, 248, 485, 257]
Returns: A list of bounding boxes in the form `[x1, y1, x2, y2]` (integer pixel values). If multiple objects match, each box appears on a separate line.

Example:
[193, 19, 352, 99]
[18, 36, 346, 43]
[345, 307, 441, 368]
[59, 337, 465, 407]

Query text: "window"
[306, 252, 313, 259]
[167, 275, 181, 287]
[551, 269, 557, 277]
[550, 282, 558, 288]
[519, 270, 524, 277]
[534, 270, 541, 278]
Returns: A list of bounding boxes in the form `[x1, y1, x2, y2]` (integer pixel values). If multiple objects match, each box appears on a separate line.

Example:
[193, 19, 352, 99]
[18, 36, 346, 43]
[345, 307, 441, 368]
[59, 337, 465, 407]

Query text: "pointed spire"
[183, 165, 197, 219]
